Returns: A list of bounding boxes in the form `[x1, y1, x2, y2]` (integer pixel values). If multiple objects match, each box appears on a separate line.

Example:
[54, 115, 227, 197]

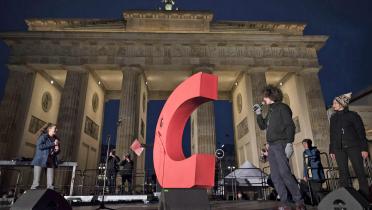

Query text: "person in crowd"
[106, 149, 120, 194]
[119, 153, 133, 194]
[329, 92, 369, 198]
[302, 139, 325, 182]
[31, 123, 60, 190]
[254, 85, 305, 210]
[302, 138, 325, 204]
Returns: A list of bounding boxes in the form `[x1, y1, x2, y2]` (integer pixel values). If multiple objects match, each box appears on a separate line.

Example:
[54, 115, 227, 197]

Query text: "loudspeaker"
[11, 189, 71, 210]
[318, 187, 369, 210]
[159, 188, 210, 210]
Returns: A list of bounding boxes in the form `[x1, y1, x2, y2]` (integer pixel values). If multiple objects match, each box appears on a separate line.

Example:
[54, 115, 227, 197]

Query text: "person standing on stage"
[302, 139, 325, 183]
[31, 123, 60, 190]
[329, 92, 369, 198]
[119, 153, 134, 194]
[254, 85, 305, 210]
[107, 149, 120, 194]
[302, 139, 325, 204]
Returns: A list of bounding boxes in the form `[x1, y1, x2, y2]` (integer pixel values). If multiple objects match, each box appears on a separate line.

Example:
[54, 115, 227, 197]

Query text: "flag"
[130, 139, 144, 156]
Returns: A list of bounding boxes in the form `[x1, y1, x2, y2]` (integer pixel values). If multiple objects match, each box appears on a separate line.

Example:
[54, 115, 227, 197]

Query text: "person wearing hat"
[329, 92, 369, 198]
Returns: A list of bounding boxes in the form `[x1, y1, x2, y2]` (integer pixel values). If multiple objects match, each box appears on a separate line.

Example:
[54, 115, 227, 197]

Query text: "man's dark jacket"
[107, 155, 120, 173]
[257, 102, 295, 144]
[119, 159, 133, 176]
[329, 109, 368, 153]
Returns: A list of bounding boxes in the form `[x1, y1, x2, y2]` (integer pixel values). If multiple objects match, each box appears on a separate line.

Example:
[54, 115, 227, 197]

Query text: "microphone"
[253, 102, 264, 112]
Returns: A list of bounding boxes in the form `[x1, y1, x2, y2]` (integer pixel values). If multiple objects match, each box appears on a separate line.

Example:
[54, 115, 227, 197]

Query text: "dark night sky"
[0, 0, 371, 167]
[0, 0, 372, 105]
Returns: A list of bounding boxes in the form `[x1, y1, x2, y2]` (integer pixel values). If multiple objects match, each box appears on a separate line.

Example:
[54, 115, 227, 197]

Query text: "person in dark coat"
[254, 85, 305, 210]
[119, 153, 133, 194]
[329, 92, 369, 198]
[302, 139, 325, 204]
[302, 139, 325, 182]
[106, 149, 120, 194]
[31, 123, 60, 190]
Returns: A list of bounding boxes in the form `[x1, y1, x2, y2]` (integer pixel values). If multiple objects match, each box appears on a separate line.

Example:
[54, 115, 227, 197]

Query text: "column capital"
[298, 67, 321, 75]
[63, 65, 89, 72]
[246, 67, 269, 73]
[7, 64, 35, 73]
[192, 64, 215, 74]
[121, 65, 144, 74]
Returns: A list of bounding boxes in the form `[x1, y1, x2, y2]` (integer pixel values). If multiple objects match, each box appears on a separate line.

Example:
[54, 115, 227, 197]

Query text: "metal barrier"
[302, 152, 372, 205]
[0, 165, 157, 198]
[303, 152, 336, 191]
[5, 154, 371, 203]
[0, 161, 77, 197]
[0, 168, 21, 204]
[70, 168, 157, 196]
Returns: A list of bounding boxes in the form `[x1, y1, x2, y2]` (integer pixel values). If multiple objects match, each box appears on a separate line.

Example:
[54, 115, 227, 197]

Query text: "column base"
[159, 188, 210, 210]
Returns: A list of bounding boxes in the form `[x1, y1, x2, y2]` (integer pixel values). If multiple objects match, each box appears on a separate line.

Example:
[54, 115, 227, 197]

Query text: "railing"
[73, 169, 157, 196]
[0, 166, 158, 196]
[0, 168, 21, 204]
[0, 161, 77, 197]
[3, 154, 372, 204]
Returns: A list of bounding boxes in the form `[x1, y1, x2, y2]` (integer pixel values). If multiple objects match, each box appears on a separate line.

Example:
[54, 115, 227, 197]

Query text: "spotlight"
[51, 80, 54, 84]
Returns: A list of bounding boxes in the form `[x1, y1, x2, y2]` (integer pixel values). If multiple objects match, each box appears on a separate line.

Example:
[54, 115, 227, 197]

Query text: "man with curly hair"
[253, 85, 305, 210]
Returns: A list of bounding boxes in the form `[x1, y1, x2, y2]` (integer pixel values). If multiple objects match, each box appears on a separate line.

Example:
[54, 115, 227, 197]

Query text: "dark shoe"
[295, 203, 306, 210]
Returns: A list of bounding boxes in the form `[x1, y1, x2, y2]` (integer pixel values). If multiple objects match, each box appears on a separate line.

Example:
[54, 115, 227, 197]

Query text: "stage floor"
[72, 201, 317, 210]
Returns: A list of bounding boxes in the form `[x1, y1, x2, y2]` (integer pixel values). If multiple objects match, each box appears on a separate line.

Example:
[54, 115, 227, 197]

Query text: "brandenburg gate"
[0, 9, 329, 187]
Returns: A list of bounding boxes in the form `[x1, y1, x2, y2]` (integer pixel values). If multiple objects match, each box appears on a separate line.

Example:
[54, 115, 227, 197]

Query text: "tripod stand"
[97, 134, 114, 210]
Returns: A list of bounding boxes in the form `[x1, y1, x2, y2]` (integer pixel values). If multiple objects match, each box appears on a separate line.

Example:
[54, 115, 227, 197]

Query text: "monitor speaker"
[11, 189, 71, 210]
[318, 187, 369, 210]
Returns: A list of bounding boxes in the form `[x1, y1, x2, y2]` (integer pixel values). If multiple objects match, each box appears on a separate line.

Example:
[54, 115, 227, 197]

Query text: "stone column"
[300, 69, 330, 152]
[56, 67, 89, 162]
[0, 66, 35, 159]
[116, 69, 140, 159]
[190, 68, 216, 155]
[248, 72, 267, 158]
[0, 66, 35, 190]
[194, 102, 216, 155]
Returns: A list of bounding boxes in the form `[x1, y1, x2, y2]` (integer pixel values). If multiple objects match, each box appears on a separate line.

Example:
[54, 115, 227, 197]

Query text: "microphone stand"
[97, 135, 114, 210]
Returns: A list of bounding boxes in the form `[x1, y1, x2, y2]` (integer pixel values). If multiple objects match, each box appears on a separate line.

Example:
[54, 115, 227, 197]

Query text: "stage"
[70, 201, 316, 210]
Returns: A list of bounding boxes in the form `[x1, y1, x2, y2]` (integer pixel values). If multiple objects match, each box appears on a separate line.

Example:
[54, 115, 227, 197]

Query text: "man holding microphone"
[253, 85, 305, 210]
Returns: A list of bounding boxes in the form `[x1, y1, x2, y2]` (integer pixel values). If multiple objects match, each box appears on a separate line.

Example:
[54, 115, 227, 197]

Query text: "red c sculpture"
[153, 72, 218, 189]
